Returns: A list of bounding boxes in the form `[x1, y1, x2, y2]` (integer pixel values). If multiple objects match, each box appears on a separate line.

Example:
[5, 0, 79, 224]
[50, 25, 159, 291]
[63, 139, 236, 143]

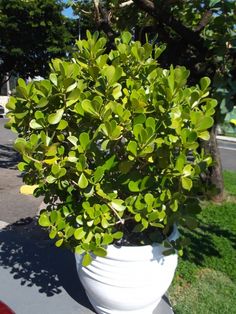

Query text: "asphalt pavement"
[217, 138, 236, 171]
[0, 119, 43, 224]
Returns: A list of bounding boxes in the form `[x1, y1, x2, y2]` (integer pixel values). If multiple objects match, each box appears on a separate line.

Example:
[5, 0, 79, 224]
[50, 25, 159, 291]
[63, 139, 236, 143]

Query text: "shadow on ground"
[0, 219, 93, 311]
[180, 221, 236, 266]
[0, 144, 20, 169]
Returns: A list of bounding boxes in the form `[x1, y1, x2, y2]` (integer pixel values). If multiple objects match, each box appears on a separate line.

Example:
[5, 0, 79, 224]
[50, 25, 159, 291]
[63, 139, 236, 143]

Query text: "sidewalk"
[0, 221, 174, 314]
[0, 219, 95, 314]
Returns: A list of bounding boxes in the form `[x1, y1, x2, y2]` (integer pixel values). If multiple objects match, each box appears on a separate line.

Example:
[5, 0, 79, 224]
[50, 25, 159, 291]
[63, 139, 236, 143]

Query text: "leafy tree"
[70, 0, 236, 201]
[0, 0, 74, 88]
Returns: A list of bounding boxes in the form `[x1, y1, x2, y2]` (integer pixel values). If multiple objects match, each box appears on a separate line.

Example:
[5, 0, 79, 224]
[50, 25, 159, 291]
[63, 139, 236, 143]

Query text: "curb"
[0, 220, 9, 229]
[217, 135, 236, 143]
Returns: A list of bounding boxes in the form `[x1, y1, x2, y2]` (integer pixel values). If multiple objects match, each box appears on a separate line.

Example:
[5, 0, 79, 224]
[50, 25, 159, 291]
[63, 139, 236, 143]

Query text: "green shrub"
[6, 31, 216, 265]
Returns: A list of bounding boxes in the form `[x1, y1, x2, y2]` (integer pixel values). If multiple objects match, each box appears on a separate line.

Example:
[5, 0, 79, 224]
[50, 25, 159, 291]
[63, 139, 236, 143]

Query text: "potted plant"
[6, 31, 216, 313]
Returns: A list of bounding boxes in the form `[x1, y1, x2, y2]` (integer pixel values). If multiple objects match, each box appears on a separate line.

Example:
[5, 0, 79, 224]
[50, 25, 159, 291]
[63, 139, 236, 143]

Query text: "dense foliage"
[70, 0, 236, 200]
[0, 0, 73, 87]
[7, 32, 216, 265]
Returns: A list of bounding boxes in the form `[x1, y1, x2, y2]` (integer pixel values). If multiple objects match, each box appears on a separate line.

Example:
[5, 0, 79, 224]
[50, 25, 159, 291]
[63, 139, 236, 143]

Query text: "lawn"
[169, 170, 236, 314]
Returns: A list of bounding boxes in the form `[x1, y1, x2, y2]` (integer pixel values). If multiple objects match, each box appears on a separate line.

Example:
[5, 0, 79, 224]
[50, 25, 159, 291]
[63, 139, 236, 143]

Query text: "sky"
[62, 0, 76, 19]
[62, 6, 75, 18]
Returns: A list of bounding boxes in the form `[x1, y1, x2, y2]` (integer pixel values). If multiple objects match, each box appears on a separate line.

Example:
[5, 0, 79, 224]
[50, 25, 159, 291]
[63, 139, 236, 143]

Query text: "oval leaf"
[20, 185, 38, 195]
[78, 173, 88, 189]
[48, 109, 64, 125]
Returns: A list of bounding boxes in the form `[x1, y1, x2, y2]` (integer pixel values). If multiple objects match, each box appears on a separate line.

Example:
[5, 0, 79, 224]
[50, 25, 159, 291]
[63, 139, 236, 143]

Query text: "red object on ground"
[0, 301, 15, 314]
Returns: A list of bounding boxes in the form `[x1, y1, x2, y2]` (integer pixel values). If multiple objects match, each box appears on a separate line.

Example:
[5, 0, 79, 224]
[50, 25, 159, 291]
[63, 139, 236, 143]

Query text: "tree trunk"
[204, 125, 224, 202]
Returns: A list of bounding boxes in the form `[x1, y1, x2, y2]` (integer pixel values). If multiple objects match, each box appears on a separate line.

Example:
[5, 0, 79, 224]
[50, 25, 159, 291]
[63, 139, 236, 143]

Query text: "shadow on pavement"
[0, 219, 93, 311]
[0, 144, 20, 169]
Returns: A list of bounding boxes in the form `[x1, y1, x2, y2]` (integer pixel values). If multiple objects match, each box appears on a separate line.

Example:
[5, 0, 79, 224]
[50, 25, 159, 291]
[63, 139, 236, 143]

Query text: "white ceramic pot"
[75, 226, 179, 314]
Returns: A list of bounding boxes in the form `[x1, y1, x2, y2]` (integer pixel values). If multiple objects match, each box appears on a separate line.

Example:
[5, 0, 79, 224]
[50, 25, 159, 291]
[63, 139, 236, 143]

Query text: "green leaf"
[82, 253, 92, 266]
[101, 217, 109, 228]
[119, 160, 134, 174]
[14, 138, 27, 153]
[110, 199, 126, 212]
[181, 177, 193, 191]
[68, 136, 78, 146]
[79, 132, 90, 150]
[51, 164, 60, 176]
[112, 231, 123, 239]
[81, 99, 97, 116]
[103, 155, 116, 171]
[18, 162, 27, 171]
[170, 199, 178, 212]
[74, 227, 86, 240]
[121, 31, 132, 44]
[49, 73, 57, 86]
[112, 83, 122, 99]
[50, 211, 58, 224]
[46, 175, 57, 183]
[148, 211, 160, 222]
[102, 65, 122, 85]
[75, 246, 85, 255]
[37, 98, 48, 108]
[128, 180, 140, 192]
[127, 141, 137, 156]
[39, 213, 50, 227]
[195, 116, 214, 131]
[93, 247, 107, 257]
[145, 117, 155, 130]
[183, 164, 194, 177]
[133, 114, 146, 125]
[209, 0, 221, 7]
[198, 131, 210, 140]
[48, 109, 64, 125]
[55, 239, 64, 247]
[35, 111, 44, 120]
[18, 78, 27, 88]
[16, 86, 28, 99]
[102, 234, 113, 245]
[49, 229, 57, 239]
[144, 193, 154, 206]
[94, 166, 104, 183]
[200, 77, 211, 91]
[57, 119, 68, 130]
[78, 173, 88, 189]
[66, 82, 77, 93]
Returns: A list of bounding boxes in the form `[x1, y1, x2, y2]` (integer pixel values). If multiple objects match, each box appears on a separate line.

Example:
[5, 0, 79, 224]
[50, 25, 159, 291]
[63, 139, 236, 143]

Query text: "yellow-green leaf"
[20, 185, 39, 195]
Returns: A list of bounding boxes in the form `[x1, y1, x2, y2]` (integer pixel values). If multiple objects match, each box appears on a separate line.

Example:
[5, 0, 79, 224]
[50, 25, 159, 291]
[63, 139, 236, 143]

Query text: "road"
[0, 118, 42, 224]
[217, 139, 236, 171]
[0, 118, 236, 223]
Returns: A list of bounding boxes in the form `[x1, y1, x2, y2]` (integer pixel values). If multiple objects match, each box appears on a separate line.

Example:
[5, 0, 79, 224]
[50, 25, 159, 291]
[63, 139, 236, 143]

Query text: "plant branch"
[119, 0, 134, 8]
[133, 0, 207, 52]
[194, 10, 213, 32]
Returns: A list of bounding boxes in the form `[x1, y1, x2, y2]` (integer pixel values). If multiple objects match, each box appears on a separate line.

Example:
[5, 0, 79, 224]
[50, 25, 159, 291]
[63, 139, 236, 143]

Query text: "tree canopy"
[0, 0, 74, 87]
[70, 0, 236, 118]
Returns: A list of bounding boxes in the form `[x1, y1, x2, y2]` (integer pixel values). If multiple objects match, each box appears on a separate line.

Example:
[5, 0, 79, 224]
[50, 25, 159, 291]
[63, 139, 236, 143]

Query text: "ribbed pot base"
[75, 226, 179, 314]
[89, 298, 161, 314]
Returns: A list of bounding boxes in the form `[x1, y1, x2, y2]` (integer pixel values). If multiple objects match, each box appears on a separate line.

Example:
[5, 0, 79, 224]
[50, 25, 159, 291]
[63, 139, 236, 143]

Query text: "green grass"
[169, 171, 236, 313]
[223, 170, 236, 196]
[170, 269, 236, 314]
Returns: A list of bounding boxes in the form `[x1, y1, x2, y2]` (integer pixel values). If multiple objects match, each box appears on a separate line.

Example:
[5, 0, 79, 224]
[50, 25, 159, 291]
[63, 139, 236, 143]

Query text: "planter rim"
[110, 223, 178, 249]
[76, 224, 179, 263]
